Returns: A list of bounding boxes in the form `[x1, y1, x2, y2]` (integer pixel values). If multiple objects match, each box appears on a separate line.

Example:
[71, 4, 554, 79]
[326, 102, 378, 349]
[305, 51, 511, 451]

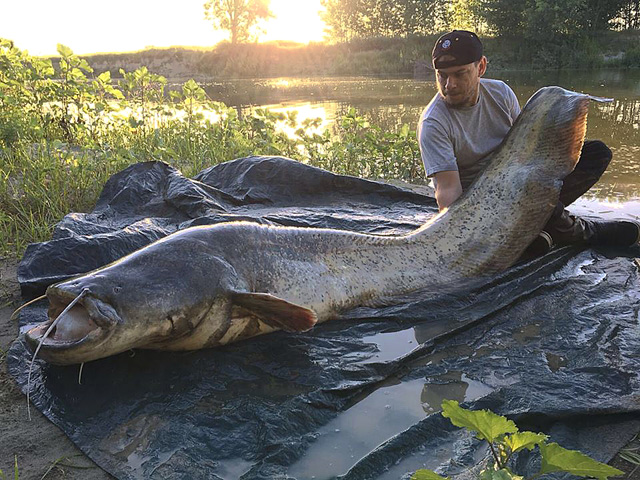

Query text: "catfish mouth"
[25, 287, 121, 353]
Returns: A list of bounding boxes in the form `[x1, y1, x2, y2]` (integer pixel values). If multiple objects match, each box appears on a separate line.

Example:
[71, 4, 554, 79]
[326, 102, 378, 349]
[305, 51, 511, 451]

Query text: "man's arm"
[433, 170, 463, 211]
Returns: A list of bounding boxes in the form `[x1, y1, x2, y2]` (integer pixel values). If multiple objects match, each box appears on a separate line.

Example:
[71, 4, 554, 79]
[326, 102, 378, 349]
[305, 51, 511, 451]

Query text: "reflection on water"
[545, 352, 568, 373]
[360, 329, 418, 363]
[288, 378, 426, 479]
[202, 72, 640, 201]
[512, 323, 541, 345]
[421, 371, 494, 414]
[214, 458, 253, 480]
[288, 368, 493, 479]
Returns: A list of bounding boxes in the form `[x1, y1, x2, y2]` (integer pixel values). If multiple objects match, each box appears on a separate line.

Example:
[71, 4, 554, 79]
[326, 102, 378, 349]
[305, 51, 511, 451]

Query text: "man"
[417, 30, 639, 255]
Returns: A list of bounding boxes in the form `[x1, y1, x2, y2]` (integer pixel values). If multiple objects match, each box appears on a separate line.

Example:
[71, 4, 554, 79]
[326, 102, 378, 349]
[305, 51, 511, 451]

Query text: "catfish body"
[26, 87, 591, 365]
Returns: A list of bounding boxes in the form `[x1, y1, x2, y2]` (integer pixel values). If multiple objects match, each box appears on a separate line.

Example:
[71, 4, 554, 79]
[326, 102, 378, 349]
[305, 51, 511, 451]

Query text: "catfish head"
[25, 229, 236, 365]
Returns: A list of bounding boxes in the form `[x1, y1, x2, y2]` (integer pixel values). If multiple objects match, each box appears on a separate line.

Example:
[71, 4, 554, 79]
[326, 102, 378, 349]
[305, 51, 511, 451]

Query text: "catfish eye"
[113, 286, 122, 294]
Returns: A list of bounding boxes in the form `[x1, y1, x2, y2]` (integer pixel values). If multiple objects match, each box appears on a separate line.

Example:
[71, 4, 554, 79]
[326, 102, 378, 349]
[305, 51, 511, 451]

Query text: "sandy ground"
[0, 255, 638, 480]
[0, 258, 112, 480]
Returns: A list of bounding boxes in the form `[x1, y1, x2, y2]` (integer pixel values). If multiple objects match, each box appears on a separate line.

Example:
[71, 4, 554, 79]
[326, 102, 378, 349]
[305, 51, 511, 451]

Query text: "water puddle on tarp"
[289, 372, 493, 479]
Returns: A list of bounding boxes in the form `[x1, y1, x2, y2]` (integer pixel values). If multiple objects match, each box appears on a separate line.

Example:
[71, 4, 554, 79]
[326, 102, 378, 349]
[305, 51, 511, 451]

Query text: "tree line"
[202, 0, 638, 45]
[320, 0, 640, 42]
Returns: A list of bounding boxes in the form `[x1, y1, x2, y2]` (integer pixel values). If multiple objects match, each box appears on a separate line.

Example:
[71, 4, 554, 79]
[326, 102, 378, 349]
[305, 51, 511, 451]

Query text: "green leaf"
[411, 469, 449, 480]
[109, 88, 125, 100]
[78, 58, 93, 72]
[503, 432, 547, 453]
[441, 400, 518, 442]
[479, 468, 523, 480]
[57, 44, 73, 58]
[540, 442, 624, 480]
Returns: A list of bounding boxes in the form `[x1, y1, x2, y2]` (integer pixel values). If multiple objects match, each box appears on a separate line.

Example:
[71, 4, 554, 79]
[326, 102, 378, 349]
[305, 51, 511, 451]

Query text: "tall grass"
[0, 41, 421, 258]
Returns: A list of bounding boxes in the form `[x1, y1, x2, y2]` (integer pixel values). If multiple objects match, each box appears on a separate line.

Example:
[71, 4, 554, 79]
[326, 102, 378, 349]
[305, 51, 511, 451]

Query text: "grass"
[618, 433, 640, 477]
[0, 145, 133, 256]
[0, 456, 18, 480]
[40, 454, 96, 480]
[0, 454, 100, 480]
[0, 109, 421, 259]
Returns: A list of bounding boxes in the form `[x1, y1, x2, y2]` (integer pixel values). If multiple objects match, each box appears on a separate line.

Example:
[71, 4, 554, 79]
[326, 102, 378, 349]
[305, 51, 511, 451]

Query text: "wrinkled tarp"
[8, 156, 640, 480]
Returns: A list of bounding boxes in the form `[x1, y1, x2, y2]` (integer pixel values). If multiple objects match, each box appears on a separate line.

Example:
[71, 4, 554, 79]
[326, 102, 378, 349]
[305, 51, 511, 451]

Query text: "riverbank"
[0, 258, 111, 479]
[76, 31, 640, 80]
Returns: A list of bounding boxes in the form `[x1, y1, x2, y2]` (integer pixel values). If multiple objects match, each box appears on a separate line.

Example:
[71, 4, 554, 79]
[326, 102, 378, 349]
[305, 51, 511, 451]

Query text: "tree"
[477, 0, 631, 37]
[615, 0, 640, 29]
[204, 0, 273, 45]
[449, 0, 486, 32]
[321, 0, 362, 42]
[579, 0, 628, 30]
[321, 0, 454, 42]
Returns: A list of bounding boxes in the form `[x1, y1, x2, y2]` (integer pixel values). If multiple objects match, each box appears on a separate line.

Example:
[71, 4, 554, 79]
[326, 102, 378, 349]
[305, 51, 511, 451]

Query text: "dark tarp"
[8, 156, 640, 480]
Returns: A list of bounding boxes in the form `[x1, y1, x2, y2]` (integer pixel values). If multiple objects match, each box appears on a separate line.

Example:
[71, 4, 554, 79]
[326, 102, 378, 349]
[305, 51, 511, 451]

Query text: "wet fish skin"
[25, 86, 591, 365]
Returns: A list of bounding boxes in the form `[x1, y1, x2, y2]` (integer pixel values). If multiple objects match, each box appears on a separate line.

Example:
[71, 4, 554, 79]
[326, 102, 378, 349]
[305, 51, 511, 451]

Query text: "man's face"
[435, 57, 487, 108]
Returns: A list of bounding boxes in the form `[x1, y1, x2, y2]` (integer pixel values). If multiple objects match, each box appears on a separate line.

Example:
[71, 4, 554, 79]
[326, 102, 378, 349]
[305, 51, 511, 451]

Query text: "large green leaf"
[539, 442, 624, 480]
[108, 87, 125, 100]
[441, 400, 518, 442]
[97, 71, 111, 83]
[479, 468, 523, 480]
[411, 469, 449, 480]
[503, 432, 547, 453]
[57, 44, 73, 58]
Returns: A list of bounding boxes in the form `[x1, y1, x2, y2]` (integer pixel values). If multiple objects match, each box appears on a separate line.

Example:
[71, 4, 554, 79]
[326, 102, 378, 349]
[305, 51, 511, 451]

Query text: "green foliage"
[442, 399, 518, 443]
[502, 432, 547, 454]
[294, 107, 421, 180]
[412, 470, 449, 480]
[203, 0, 273, 44]
[0, 41, 421, 258]
[539, 443, 625, 480]
[321, 0, 450, 41]
[479, 469, 523, 480]
[412, 401, 624, 480]
[477, 0, 630, 39]
[622, 46, 640, 66]
[320, 0, 638, 45]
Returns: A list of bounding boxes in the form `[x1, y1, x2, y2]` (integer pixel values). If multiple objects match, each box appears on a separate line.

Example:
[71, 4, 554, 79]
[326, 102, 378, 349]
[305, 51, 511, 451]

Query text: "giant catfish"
[26, 86, 593, 365]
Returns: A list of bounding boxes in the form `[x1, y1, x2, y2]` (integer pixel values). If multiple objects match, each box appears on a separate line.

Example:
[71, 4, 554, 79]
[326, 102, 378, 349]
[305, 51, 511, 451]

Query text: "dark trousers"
[557, 140, 611, 208]
[544, 140, 612, 245]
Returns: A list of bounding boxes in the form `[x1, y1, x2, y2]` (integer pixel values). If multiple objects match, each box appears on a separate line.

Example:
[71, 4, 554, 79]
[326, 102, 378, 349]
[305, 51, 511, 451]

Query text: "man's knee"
[578, 140, 612, 174]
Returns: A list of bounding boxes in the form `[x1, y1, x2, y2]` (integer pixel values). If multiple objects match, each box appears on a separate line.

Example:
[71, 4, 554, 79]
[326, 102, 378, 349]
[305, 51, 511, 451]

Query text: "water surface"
[204, 71, 640, 203]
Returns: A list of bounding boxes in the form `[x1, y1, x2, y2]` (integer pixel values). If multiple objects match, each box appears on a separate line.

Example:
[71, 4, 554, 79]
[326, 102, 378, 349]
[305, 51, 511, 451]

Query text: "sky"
[1, 0, 327, 56]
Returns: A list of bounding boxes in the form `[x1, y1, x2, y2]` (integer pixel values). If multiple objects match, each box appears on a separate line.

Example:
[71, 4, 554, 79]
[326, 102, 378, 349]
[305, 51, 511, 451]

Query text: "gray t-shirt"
[417, 78, 521, 190]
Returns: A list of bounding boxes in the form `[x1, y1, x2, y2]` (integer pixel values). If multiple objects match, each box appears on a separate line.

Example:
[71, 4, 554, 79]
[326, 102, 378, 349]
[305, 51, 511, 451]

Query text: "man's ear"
[478, 56, 488, 77]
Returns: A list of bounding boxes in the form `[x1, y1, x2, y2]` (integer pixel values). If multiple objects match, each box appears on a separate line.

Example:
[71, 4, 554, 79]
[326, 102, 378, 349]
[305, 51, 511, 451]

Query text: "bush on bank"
[0, 41, 421, 257]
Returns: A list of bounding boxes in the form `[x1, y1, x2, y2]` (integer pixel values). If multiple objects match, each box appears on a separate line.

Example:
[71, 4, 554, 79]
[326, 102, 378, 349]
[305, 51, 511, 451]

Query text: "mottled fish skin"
[26, 87, 590, 365]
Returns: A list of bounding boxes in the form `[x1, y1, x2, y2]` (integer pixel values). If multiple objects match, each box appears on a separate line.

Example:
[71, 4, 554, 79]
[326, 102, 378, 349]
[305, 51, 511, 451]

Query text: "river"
[203, 71, 640, 217]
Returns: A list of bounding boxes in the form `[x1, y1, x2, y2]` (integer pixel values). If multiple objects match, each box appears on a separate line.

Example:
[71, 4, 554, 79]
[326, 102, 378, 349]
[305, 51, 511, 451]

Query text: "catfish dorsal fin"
[231, 292, 318, 333]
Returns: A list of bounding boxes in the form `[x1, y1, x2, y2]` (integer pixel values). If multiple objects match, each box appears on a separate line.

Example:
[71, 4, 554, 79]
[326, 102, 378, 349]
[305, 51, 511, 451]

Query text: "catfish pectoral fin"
[231, 292, 318, 333]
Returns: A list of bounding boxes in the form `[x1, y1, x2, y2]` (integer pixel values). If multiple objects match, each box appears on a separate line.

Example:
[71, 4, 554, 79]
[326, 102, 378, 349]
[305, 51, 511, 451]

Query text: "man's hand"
[433, 170, 463, 211]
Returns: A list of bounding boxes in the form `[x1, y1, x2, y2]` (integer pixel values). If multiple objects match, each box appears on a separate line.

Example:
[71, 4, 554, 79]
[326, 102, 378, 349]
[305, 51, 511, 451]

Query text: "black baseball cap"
[432, 30, 483, 69]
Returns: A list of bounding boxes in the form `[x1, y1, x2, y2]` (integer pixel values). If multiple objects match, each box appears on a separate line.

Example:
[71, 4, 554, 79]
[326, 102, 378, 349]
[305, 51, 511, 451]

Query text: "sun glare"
[261, 102, 331, 139]
[261, 0, 326, 44]
[1, 0, 325, 57]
